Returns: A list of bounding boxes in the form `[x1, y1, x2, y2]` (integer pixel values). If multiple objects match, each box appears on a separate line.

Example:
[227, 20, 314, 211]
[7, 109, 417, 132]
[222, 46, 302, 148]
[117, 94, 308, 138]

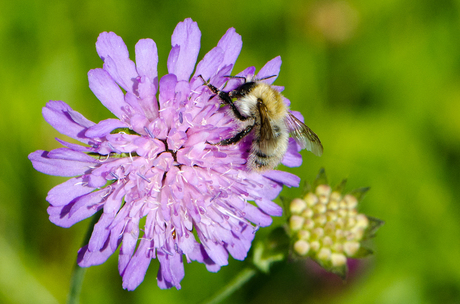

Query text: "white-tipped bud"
[331, 253, 347, 267]
[330, 191, 341, 201]
[290, 198, 307, 214]
[314, 203, 327, 214]
[316, 185, 331, 197]
[312, 227, 324, 239]
[338, 208, 348, 218]
[317, 247, 332, 262]
[319, 195, 329, 204]
[327, 199, 339, 210]
[303, 218, 315, 230]
[335, 229, 345, 241]
[314, 214, 327, 226]
[347, 217, 357, 228]
[322, 236, 333, 247]
[290, 215, 305, 231]
[324, 222, 336, 235]
[336, 218, 346, 228]
[343, 241, 360, 256]
[355, 214, 369, 228]
[348, 209, 358, 217]
[298, 230, 311, 240]
[310, 240, 321, 252]
[301, 208, 314, 218]
[344, 194, 358, 209]
[294, 240, 310, 256]
[304, 192, 318, 206]
[332, 242, 344, 252]
[350, 227, 365, 240]
[339, 199, 347, 209]
[326, 210, 338, 222]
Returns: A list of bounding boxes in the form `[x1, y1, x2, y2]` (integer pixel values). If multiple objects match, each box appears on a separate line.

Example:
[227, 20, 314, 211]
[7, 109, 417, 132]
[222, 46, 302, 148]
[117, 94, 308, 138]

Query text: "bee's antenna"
[197, 74, 220, 95]
[197, 74, 207, 84]
[256, 75, 277, 81]
[223, 75, 247, 83]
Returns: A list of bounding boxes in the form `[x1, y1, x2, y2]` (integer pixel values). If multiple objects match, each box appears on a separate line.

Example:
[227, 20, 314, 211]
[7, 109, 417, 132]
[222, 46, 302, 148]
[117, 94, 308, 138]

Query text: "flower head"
[29, 18, 303, 290]
[289, 169, 383, 277]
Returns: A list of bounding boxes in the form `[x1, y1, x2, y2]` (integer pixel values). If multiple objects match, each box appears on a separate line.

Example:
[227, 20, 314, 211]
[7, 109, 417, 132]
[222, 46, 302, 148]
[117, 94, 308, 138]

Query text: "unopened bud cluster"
[289, 185, 369, 268]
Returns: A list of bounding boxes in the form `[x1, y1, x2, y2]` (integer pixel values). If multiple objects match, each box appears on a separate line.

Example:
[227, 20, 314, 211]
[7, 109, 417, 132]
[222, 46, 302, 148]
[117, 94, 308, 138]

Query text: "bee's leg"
[223, 98, 251, 121]
[198, 75, 250, 122]
[218, 124, 255, 146]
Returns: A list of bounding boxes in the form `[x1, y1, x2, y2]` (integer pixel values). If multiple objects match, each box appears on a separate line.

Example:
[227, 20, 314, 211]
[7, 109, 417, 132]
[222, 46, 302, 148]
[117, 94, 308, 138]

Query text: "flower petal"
[77, 242, 117, 267]
[47, 189, 105, 228]
[88, 68, 128, 119]
[194, 47, 224, 81]
[157, 252, 184, 289]
[243, 203, 273, 227]
[217, 27, 242, 72]
[85, 118, 129, 138]
[135, 38, 158, 83]
[159, 74, 177, 106]
[255, 198, 283, 217]
[46, 176, 96, 206]
[29, 149, 96, 177]
[42, 100, 95, 144]
[257, 56, 282, 83]
[201, 238, 228, 267]
[263, 170, 300, 188]
[88, 212, 114, 252]
[168, 18, 201, 81]
[96, 32, 138, 92]
[121, 238, 152, 291]
[281, 138, 303, 167]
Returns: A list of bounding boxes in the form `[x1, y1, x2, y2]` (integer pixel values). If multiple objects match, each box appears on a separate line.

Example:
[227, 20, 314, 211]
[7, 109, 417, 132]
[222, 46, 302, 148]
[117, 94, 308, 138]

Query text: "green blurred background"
[1, 0, 460, 303]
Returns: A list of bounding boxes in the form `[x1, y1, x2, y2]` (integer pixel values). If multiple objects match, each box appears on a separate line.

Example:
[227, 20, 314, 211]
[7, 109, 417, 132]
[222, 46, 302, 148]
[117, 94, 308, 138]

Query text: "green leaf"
[253, 227, 290, 273]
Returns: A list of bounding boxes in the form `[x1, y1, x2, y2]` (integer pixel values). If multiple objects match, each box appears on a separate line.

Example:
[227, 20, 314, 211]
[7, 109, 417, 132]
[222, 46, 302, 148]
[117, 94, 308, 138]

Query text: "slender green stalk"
[66, 211, 102, 304]
[201, 267, 258, 304]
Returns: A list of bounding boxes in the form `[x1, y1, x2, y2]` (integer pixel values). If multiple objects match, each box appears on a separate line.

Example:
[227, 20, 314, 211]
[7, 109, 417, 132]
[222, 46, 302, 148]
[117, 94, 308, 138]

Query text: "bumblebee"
[201, 75, 323, 172]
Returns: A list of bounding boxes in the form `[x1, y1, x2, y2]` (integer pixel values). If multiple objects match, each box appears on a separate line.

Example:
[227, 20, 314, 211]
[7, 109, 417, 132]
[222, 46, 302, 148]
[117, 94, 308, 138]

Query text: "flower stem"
[66, 211, 102, 304]
[201, 267, 258, 304]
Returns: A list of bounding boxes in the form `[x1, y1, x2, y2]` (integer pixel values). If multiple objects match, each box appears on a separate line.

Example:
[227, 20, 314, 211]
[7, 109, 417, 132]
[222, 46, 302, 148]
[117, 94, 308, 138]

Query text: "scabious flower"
[29, 18, 304, 290]
[288, 169, 383, 277]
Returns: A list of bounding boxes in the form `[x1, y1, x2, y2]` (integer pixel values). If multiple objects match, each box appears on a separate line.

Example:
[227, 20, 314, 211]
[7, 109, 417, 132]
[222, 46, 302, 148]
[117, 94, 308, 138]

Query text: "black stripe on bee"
[255, 151, 269, 158]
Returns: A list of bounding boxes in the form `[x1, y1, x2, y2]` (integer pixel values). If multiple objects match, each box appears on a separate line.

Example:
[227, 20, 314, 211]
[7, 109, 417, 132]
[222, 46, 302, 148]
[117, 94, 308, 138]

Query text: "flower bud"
[288, 169, 383, 277]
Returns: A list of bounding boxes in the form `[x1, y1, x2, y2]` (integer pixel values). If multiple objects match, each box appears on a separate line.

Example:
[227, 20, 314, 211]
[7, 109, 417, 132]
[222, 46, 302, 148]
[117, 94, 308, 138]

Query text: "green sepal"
[302, 181, 312, 197]
[314, 259, 348, 280]
[87, 151, 139, 160]
[349, 187, 370, 202]
[333, 178, 348, 194]
[364, 216, 385, 239]
[110, 128, 140, 135]
[279, 196, 291, 218]
[313, 168, 328, 189]
[253, 227, 290, 273]
[352, 245, 374, 259]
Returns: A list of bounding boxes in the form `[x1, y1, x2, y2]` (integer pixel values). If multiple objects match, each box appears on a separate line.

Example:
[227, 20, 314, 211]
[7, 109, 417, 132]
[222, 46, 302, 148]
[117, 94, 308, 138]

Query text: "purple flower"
[29, 18, 303, 290]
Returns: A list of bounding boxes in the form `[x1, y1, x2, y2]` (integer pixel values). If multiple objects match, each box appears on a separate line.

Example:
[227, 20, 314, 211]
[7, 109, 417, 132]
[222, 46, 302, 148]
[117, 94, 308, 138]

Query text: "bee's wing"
[285, 113, 323, 156]
[257, 101, 275, 151]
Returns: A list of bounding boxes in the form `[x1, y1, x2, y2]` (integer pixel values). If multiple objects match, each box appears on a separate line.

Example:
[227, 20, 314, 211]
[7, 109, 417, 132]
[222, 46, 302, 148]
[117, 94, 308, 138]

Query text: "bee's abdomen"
[255, 151, 269, 158]
[249, 151, 283, 172]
